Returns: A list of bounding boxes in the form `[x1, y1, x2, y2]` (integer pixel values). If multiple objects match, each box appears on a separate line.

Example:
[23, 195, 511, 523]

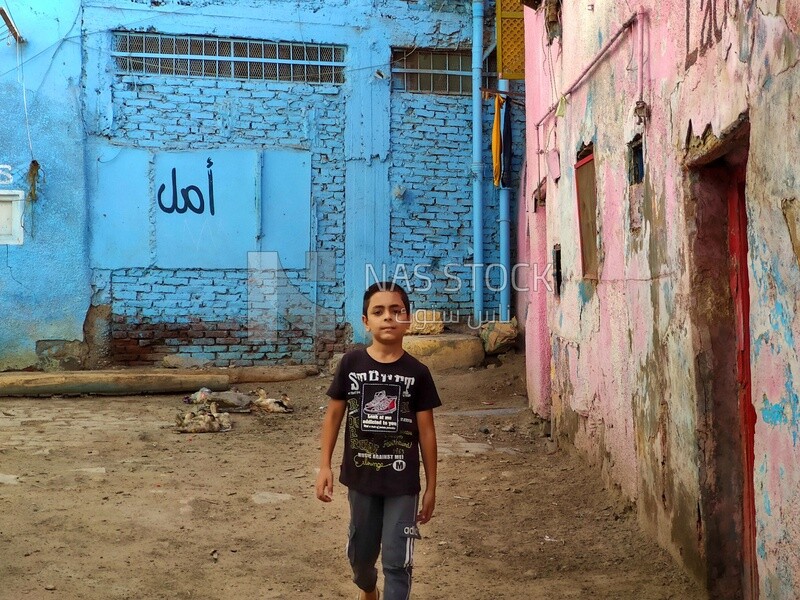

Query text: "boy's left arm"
[417, 409, 437, 524]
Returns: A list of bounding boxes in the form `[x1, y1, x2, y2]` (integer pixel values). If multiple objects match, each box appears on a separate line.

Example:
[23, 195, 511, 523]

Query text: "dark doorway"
[687, 120, 757, 599]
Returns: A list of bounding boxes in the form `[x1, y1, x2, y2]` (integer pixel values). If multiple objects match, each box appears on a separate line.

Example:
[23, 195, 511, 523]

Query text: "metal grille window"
[391, 48, 497, 95]
[112, 32, 346, 84]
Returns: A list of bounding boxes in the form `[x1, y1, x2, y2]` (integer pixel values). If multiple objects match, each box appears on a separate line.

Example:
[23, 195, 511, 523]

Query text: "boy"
[315, 282, 441, 600]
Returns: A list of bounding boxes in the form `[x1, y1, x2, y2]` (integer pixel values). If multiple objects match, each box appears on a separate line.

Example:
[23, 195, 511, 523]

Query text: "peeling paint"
[577, 279, 595, 305]
[758, 539, 767, 559]
[523, 0, 800, 594]
[761, 394, 788, 426]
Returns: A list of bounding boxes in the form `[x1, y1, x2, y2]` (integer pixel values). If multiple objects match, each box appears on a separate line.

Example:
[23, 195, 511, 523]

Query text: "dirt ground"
[0, 352, 706, 600]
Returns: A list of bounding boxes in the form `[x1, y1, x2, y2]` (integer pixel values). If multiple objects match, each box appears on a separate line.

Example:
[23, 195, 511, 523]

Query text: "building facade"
[522, 1, 800, 596]
[0, 0, 524, 370]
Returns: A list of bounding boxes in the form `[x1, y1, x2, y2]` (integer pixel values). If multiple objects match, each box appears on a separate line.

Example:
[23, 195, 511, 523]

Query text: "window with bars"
[112, 32, 346, 84]
[391, 48, 497, 95]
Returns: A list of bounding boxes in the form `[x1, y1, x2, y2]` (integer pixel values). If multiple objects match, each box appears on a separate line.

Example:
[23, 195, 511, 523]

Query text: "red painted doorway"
[687, 120, 757, 599]
[728, 162, 758, 599]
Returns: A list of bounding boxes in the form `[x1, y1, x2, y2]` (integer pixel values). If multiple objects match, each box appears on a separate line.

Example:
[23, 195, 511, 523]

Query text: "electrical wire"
[541, 9, 559, 153]
[15, 38, 33, 159]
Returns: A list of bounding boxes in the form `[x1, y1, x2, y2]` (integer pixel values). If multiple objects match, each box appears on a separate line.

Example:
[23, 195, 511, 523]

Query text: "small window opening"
[576, 143, 593, 161]
[390, 48, 497, 95]
[552, 243, 562, 297]
[575, 143, 599, 279]
[628, 134, 644, 185]
[112, 32, 346, 84]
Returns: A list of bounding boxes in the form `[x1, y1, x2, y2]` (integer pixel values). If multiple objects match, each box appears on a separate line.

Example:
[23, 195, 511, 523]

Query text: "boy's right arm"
[315, 399, 346, 502]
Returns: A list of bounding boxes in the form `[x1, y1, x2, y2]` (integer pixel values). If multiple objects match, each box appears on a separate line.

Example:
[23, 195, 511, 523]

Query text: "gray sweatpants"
[347, 489, 420, 600]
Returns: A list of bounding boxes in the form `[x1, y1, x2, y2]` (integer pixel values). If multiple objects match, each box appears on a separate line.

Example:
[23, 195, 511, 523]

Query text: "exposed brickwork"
[108, 77, 347, 366]
[106, 40, 524, 365]
[109, 268, 346, 367]
[388, 83, 526, 315]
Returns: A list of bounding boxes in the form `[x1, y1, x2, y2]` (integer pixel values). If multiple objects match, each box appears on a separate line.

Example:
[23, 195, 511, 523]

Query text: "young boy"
[315, 282, 441, 600]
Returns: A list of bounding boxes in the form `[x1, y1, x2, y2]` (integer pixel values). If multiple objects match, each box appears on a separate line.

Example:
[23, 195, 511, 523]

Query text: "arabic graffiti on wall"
[157, 157, 216, 215]
[685, 0, 737, 68]
[151, 149, 259, 269]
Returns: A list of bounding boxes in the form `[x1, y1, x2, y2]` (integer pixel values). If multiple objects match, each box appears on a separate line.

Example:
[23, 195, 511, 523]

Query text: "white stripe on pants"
[347, 489, 420, 600]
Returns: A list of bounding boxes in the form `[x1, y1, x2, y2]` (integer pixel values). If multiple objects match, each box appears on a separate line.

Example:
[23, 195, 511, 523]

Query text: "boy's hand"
[315, 467, 334, 502]
[417, 489, 435, 524]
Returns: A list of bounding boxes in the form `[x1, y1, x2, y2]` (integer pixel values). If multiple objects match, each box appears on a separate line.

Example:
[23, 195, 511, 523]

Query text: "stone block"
[407, 309, 445, 335]
[326, 352, 344, 375]
[402, 334, 484, 371]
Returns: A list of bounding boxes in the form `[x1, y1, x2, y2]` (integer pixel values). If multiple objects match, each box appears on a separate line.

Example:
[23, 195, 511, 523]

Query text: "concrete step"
[0, 365, 318, 397]
[402, 333, 485, 371]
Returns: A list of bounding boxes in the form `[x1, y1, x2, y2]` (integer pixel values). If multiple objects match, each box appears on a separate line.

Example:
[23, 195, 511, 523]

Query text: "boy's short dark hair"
[362, 281, 411, 317]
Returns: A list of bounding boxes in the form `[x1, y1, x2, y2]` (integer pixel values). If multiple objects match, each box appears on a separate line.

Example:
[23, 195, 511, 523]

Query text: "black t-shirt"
[327, 349, 442, 497]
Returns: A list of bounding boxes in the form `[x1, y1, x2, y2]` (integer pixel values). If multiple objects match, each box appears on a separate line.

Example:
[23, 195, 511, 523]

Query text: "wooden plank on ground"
[0, 365, 320, 397]
[0, 369, 231, 397]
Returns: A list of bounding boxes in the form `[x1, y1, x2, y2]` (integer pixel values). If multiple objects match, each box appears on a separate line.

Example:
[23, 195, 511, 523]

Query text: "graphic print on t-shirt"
[361, 383, 401, 433]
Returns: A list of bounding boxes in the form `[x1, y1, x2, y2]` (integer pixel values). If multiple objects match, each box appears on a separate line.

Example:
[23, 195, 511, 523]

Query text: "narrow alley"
[0, 354, 703, 599]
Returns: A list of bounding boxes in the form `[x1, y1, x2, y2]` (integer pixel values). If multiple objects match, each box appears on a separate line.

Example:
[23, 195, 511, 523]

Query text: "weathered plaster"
[0, 1, 91, 370]
[523, 0, 800, 594]
[2, 0, 526, 368]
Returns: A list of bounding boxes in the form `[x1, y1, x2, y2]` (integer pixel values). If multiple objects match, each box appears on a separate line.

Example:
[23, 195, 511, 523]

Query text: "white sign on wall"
[0, 190, 24, 245]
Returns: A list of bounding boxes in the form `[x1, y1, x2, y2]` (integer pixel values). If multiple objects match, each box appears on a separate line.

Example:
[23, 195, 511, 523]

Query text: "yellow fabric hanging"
[492, 94, 505, 187]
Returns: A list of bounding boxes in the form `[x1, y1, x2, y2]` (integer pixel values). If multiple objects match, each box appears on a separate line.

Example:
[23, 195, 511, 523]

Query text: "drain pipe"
[498, 78, 511, 321]
[637, 8, 644, 104]
[471, 0, 485, 324]
[535, 13, 637, 129]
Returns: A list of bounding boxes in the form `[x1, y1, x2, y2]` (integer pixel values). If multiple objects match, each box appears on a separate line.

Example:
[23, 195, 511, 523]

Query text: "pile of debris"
[174, 387, 293, 434]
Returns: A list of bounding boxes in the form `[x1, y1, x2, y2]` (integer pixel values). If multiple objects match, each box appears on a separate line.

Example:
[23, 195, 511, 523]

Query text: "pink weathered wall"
[523, 0, 800, 596]
[524, 182, 551, 418]
[521, 8, 556, 419]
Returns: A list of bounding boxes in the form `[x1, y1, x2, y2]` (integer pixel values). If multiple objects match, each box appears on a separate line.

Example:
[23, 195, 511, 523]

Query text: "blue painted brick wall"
[108, 74, 525, 365]
[110, 267, 343, 366]
[388, 82, 526, 319]
[104, 27, 524, 365]
[108, 78, 347, 365]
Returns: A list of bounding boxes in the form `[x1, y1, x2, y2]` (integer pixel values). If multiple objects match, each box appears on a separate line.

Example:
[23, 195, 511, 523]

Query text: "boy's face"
[362, 290, 410, 346]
